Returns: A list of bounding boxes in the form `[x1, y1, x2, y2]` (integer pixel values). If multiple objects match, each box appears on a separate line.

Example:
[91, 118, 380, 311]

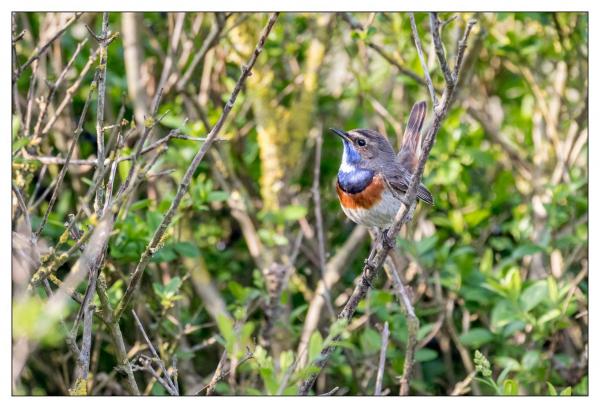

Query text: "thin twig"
[409, 13, 438, 108]
[374, 321, 390, 395]
[95, 273, 140, 395]
[205, 350, 227, 395]
[31, 39, 87, 143]
[93, 12, 110, 214]
[340, 12, 435, 91]
[320, 386, 340, 396]
[114, 12, 280, 321]
[386, 260, 418, 395]
[175, 13, 229, 91]
[194, 350, 254, 395]
[42, 48, 100, 135]
[14, 12, 83, 79]
[34, 71, 98, 239]
[132, 310, 178, 395]
[311, 128, 335, 319]
[429, 13, 453, 87]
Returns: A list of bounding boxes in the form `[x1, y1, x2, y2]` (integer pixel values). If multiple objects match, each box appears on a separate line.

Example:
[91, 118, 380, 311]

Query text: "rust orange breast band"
[336, 173, 385, 210]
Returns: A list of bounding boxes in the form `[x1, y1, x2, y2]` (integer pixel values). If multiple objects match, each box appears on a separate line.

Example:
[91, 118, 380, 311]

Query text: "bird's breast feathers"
[336, 173, 402, 228]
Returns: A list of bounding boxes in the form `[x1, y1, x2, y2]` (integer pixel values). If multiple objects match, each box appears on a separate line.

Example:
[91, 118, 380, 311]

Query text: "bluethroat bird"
[331, 101, 433, 231]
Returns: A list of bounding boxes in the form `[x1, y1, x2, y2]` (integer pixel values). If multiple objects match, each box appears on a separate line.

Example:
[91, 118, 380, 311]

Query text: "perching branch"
[298, 13, 476, 395]
[114, 12, 280, 322]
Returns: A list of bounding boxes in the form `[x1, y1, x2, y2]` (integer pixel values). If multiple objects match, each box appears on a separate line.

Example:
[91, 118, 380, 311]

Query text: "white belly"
[341, 189, 402, 228]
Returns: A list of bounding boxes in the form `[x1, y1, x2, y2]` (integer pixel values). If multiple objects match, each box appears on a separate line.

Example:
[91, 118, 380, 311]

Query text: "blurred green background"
[12, 12, 587, 396]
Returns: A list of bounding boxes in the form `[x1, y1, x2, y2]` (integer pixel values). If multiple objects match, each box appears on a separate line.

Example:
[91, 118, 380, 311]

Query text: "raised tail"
[398, 101, 427, 173]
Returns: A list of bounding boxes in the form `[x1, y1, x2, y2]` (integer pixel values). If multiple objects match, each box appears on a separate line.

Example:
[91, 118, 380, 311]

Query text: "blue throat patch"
[337, 139, 374, 194]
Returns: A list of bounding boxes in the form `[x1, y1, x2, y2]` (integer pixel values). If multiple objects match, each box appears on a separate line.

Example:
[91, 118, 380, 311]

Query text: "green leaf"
[506, 266, 522, 298]
[207, 191, 228, 202]
[538, 309, 561, 326]
[512, 243, 544, 260]
[308, 331, 323, 363]
[359, 328, 381, 355]
[173, 241, 200, 258]
[521, 350, 541, 370]
[464, 208, 490, 227]
[547, 382, 558, 396]
[415, 348, 438, 362]
[491, 300, 519, 332]
[519, 280, 548, 312]
[163, 277, 182, 295]
[560, 387, 572, 396]
[281, 205, 307, 221]
[502, 379, 519, 395]
[12, 137, 29, 154]
[547, 276, 559, 303]
[216, 314, 235, 353]
[480, 248, 494, 275]
[459, 328, 494, 348]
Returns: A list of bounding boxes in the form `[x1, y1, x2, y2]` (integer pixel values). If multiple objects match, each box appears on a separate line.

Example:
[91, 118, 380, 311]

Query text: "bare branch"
[34, 71, 98, 239]
[114, 12, 280, 321]
[31, 39, 87, 143]
[374, 321, 389, 395]
[14, 12, 83, 79]
[175, 13, 229, 91]
[311, 128, 335, 319]
[42, 48, 100, 135]
[205, 350, 227, 396]
[429, 13, 454, 87]
[93, 12, 110, 214]
[385, 259, 418, 395]
[409, 13, 438, 108]
[193, 349, 254, 395]
[132, 310, 178, 395]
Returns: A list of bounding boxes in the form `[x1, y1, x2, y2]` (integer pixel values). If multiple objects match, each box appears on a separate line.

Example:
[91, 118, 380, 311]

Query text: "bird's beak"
[329, 128, 350, 142]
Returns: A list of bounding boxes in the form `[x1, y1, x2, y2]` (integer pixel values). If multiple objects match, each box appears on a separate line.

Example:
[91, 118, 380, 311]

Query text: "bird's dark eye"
[357, 138, 366, 147]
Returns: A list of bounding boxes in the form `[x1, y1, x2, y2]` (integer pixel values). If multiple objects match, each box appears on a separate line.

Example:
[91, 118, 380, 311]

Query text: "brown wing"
[397, 101, 427, 173]
[386, 170, 434, 206]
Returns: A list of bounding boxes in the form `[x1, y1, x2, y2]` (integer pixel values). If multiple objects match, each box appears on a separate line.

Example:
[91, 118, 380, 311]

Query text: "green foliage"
[12, 11, 587, 396]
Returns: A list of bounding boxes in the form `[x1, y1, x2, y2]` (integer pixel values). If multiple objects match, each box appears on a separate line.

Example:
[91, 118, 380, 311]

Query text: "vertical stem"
[374, 321, 390, 395]
[94, 12, 110, 214]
